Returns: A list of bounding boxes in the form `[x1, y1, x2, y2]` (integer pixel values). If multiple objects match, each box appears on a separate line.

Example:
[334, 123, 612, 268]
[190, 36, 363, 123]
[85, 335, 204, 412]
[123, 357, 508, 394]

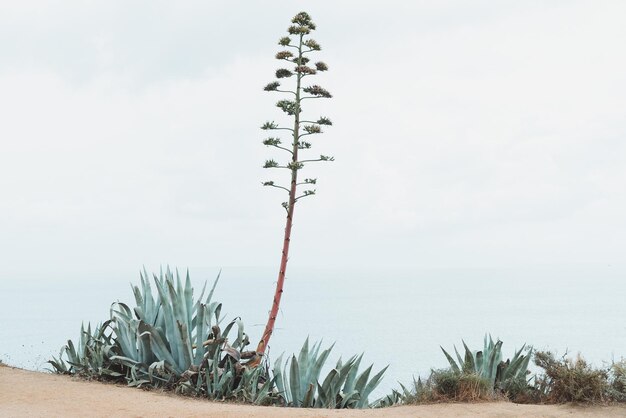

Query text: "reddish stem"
[256, 196, 295, 355]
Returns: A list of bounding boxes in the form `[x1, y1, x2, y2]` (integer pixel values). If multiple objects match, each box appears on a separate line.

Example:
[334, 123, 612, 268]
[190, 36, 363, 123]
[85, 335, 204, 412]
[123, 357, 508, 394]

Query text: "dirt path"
[1, 365, 625, 417]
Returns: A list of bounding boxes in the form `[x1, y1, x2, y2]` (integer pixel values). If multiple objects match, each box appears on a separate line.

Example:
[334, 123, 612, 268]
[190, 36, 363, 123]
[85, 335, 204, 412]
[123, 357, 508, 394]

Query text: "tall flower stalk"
[256, 12, 333, 358]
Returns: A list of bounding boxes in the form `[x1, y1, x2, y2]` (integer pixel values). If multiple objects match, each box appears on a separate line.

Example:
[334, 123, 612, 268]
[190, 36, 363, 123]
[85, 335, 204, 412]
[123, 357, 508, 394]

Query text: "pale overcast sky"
[1, 1, 625, 281]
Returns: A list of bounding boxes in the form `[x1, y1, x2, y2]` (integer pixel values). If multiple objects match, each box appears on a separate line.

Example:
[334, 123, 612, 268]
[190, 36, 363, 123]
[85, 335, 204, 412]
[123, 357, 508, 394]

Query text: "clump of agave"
[377, 335, 532, 406]
[273, 338, 388, 408]
[49, 268, 388, 409]
[440, 334, 532, 393]
[49, 321, 122, 379]
[49, 268, 272, 403]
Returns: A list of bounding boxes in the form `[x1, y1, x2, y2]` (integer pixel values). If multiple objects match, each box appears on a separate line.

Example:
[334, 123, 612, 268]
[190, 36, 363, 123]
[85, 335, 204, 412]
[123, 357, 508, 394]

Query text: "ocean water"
[1, 265, 625, 398]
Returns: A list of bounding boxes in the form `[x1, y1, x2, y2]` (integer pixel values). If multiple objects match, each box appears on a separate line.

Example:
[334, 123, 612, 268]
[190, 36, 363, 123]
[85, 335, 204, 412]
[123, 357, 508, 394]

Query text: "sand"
[1, 365, 625, 417]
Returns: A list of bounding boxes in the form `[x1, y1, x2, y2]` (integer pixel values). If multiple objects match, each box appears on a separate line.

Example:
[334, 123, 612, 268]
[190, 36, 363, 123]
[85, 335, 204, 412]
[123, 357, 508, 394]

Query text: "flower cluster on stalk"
[261, 11, 333, 205]
[303, 85, 332, 98]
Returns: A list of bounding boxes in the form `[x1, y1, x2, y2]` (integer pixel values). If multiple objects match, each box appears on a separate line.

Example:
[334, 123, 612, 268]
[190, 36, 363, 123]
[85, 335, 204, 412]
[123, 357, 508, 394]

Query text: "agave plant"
[219, 358, 277, 405]
[49, 269, 386, 408]
[273, 338, 387, 408]
[49, 268, 272, 403]
[108, 267, 228, 380]
[49, 321, 122, 378]
[373, 379, 416, 407]
[441, 335, 532, 391]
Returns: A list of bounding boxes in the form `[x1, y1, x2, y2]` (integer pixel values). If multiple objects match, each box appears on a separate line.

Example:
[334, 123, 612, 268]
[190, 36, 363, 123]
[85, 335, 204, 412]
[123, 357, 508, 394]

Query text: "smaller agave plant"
[273, 338, 388, 408]
[440, 334, 532, 392]
[48, 321, 122, 378]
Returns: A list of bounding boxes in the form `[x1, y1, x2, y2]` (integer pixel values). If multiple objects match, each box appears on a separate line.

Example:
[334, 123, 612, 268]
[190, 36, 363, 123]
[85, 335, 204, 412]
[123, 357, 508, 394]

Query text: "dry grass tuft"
[534, 351, 609, 404]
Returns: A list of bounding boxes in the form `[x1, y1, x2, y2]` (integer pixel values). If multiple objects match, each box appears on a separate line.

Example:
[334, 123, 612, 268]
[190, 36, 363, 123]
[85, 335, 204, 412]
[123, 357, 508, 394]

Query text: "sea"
[1, 265, 625, 398]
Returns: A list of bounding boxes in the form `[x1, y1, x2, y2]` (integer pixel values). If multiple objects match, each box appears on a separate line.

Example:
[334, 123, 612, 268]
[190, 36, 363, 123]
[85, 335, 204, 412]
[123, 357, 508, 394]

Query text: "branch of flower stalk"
[268, 144, 294, 154]
[262, 181, 290, 193]
[266, 165, 292, 169]
[300, 96, 331, 101]
[263, 159, 295, 169]
[295, 190, 316, 201]
[272, 89, 297, 96]
[295, 141, 312, 150]
[298, 132, 321, 139]
[300, 120, 328, 125]
[298, 156, 334, 164]
[262, 125, 295, 132]
[264, 84, 296, 96]
[296, 178, 317, 186]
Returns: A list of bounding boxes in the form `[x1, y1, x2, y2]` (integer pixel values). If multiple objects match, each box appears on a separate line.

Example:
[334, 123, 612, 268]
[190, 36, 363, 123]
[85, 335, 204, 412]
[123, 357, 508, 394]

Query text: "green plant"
[379, 335, 533, 406]
[256, 11, 334, 357]
[457, 374, 492, 401]
[384, 370, 493, 404]
[49, 268, 272, 403]
[375, 377, 429, 407]
[48, 321, 122, 378]
[380, 377, 428, 406]
[109, 268, 229, 380]
[441, 335, 532, 395]
[432, 369, 492, 401]
[534, 351, 609, 403]
[431, 369, 463, 398]
[273, 338, 387, 408]
[374, 388, 404, 408]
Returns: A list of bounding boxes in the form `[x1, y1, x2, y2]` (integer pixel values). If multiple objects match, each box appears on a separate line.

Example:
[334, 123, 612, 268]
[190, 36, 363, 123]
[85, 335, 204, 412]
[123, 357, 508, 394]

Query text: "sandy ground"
[1, 365, 626, 417]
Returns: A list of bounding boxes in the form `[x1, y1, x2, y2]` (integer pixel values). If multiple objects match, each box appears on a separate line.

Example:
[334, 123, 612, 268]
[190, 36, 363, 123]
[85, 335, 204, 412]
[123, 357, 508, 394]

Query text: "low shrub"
[534, 351, 609, 404]
[384, 369, 494, 404]
[431, 369, 462, 399]
[457, 373, 494, 401]
[609, 360, 626, 401]
[432, 369, 492, 401]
